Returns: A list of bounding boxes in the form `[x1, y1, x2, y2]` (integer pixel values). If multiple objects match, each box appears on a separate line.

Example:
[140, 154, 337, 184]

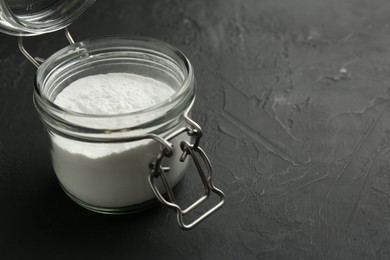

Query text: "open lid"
[0, 0, 95, 36]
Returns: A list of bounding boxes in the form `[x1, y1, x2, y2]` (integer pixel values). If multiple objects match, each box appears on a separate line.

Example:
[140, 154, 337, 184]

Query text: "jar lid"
[0, 0, 95, 36]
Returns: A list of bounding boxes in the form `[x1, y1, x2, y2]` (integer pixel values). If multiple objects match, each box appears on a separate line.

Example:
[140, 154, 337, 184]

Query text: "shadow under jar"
[33, 36, 225, 229]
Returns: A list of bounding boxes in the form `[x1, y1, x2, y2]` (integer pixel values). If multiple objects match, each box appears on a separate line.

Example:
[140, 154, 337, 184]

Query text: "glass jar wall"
[33, 36, 196, 213]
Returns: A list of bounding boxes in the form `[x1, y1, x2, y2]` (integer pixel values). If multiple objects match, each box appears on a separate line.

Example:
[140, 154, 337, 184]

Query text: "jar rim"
[34, 36, 196, 135]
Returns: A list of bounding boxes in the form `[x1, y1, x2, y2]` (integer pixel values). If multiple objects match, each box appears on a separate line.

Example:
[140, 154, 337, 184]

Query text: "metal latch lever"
[149, 140, 225, 230]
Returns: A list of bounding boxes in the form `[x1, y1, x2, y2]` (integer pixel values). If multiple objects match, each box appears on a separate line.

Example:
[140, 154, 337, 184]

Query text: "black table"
[1, 0, 390, 259]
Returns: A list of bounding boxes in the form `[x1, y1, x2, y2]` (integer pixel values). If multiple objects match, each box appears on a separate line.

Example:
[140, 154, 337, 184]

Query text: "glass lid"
[0, 0, 95, 36]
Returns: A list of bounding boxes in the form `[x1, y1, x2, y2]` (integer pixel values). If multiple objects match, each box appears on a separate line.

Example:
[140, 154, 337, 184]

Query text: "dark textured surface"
[2, 0, 390, 259]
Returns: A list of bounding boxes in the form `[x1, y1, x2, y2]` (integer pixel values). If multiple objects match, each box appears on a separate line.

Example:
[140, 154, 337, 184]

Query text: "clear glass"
[0, 0, 94, 36]
[34, 36, 196, 214]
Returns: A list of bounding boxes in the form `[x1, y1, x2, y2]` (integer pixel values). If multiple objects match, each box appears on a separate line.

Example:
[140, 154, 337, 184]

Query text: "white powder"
[54, 73, 175, 114]
[51, 73, 189, 209]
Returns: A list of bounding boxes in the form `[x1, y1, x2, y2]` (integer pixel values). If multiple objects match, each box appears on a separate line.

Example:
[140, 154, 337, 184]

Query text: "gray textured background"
[2, 0, 390, 259]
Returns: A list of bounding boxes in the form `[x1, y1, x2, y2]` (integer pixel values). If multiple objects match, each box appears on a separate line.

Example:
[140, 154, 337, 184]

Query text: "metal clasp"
[18, 27, 75, 68]
[148, 102, 225, 230]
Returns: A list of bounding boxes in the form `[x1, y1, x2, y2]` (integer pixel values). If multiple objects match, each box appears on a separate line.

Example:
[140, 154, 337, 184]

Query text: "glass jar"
[0, 0, 224, 230]
[33, 36, 225, 229]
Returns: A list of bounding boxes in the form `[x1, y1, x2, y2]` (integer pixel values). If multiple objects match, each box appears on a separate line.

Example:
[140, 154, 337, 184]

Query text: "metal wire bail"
[18, 27, 75, 68]
[148, 102, 225, 230]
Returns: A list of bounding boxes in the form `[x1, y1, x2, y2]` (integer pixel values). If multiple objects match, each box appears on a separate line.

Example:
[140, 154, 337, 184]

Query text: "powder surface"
[50, 73, 188, 208]
[54, 73, 175, 115]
